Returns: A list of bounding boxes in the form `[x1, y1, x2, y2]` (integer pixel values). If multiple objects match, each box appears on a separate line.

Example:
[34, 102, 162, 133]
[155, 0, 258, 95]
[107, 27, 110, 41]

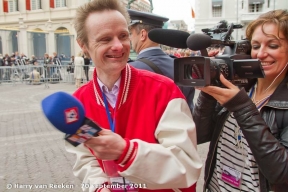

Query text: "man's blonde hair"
[74, 0, 130, 46]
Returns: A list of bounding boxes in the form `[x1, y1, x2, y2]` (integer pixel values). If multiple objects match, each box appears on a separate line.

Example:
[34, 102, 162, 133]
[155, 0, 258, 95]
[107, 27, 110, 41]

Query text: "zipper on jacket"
[203, 112, 230, 191]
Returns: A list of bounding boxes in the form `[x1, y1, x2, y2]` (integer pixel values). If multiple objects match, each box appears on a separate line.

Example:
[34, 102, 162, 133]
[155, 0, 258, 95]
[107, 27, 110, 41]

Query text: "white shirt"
[97, 77, 121, 108]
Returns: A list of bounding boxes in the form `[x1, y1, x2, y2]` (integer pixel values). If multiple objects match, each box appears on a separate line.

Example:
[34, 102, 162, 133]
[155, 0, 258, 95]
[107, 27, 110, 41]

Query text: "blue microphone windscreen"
[41, 92, 85, 134]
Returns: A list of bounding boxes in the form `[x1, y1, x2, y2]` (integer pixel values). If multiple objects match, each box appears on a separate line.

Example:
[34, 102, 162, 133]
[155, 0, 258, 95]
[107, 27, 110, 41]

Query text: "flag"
[3, 0, 8, 13]
[191, 7, 196, 18]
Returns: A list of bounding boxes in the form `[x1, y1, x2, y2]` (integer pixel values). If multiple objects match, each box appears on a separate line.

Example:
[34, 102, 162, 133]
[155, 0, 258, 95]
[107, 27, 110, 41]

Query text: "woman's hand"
[197, 74, 240, 105]
[208, 49, 219, 57]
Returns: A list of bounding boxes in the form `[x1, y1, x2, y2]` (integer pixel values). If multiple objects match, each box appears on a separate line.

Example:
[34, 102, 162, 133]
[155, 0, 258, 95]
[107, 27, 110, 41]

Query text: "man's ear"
[140, 29, 148, 41]
[77, 39, 86, 51]
[77, 39, 89, 57]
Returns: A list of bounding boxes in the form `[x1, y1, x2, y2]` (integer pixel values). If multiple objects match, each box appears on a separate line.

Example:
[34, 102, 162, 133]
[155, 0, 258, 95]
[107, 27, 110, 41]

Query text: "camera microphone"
[186, 34, 212, 51]
[41, 91, 102, 147]
[187, 33, 235, 51]
[148, 28, 190, 48]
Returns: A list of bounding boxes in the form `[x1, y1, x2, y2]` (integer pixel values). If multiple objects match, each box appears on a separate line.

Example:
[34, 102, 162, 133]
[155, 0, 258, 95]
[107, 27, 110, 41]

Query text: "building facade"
[168, 20, 188, 32]
[194, 0, 288, 40]
[0, 0, 150, 59]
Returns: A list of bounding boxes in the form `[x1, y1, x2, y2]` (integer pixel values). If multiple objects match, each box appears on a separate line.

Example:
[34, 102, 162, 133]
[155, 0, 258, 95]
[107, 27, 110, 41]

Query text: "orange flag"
[191, 7, 196, 18]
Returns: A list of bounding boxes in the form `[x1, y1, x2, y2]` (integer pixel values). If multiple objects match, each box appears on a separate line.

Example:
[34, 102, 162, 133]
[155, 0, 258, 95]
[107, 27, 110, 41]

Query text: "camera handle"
[223, 23, 234, 42]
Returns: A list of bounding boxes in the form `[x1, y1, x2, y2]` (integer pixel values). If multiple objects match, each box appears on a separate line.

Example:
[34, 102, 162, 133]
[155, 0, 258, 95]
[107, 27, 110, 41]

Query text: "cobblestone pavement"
[0, 83, 208, 192]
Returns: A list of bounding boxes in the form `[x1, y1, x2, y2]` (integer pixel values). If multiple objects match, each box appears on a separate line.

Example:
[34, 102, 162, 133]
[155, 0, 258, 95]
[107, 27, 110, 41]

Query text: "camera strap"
[137, 58, 164, 75]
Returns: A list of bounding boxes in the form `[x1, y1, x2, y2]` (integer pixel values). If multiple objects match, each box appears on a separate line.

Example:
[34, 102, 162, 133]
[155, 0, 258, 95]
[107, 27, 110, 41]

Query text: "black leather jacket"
[193, 76, 288, 192]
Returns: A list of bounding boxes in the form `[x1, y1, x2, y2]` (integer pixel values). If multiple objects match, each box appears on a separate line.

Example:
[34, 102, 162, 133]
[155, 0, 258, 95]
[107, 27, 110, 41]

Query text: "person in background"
[65, 1, 202, 192]
[20, 53, 27, 60]
[30, 55, 38, 65]
[83, 54, 90, 82]
[43, 53, 52, 78]
[190, 50, 201, 56]
[52, 52, 60, 65]
[67, 55, 75, 74]
[28, 66, 40, 85]
[0, 54, 3, 83]
[60, 53, 66, 60]
[128, 9, 195, 112]
[74, 52, 84, 88]
[184, 49, 191, 57]
[173, 49, 181, 58]
[4, 54, 11, 66]
[193, 9, 288, 192]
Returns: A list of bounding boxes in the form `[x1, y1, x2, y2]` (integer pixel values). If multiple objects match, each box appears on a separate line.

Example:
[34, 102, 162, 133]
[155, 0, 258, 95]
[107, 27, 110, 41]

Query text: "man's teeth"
[109, 55, 121, 58]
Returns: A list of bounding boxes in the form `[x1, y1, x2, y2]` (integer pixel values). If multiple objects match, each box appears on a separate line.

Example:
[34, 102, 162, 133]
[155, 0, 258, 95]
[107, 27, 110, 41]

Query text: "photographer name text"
[6, 183, 74, 190]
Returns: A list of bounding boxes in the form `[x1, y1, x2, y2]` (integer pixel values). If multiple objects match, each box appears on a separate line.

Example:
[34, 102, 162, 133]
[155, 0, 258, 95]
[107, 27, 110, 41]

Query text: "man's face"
[81, 10, 130, 76]
[129, 26, 141, 53]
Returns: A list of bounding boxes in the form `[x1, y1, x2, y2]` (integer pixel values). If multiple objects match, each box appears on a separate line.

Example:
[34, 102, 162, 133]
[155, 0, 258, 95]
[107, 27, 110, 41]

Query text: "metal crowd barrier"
[0, 64, 91, 87]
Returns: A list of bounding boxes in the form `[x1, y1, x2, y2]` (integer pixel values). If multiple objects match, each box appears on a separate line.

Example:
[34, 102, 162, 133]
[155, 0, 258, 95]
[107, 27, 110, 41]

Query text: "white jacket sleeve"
[65, 142, 109, 192]
[119, 98, 202, 190]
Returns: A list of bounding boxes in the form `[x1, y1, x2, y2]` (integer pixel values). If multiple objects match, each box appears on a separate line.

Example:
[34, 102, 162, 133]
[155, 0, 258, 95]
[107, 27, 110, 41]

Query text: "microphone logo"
[65, 107, 79, 124]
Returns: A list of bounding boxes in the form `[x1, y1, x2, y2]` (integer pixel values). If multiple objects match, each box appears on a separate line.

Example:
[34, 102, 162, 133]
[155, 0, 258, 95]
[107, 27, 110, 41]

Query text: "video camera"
[174, 22, 265, 87]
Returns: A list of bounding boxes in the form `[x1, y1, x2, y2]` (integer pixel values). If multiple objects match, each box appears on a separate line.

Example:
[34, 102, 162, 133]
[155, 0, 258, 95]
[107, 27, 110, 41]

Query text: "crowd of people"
[64, 1, 288, 192]
[163, 45, 225, 59]
[0, 50, 92, 85]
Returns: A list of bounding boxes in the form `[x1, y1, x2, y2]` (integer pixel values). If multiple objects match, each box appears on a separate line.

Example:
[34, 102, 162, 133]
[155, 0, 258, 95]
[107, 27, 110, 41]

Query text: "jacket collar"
[268, 75, 288, 107]
[92, 65, 133, 109]
[137, 48, 166, 59]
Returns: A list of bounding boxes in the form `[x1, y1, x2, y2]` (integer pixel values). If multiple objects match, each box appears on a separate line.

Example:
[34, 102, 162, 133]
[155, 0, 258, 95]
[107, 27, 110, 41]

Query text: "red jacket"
[66, 65, 202, 192]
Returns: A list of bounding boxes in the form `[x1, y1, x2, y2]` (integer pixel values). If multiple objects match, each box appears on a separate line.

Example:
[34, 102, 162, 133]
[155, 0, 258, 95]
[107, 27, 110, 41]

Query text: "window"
[248, 0, 264, 12]
[31, 0, 41, 10]
[8, 0, 18, 12]
[55, 0, 66, 8]
[212, 7, 222, 17]
[212, 0, 222, 17]
[249, 3, 262, 12]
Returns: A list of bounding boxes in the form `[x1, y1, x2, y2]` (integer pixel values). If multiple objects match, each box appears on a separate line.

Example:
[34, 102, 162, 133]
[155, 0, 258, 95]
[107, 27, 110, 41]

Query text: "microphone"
[186, 33, 236, 51]
[186, 34, 212, 51]
[148, 28, 190, 48]
[41, 91, 102, 146]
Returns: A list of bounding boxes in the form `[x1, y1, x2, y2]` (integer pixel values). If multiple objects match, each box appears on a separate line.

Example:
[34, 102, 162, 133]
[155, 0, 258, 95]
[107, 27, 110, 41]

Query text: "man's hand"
[84, 129, 126, 160]
[197, 74, 240, 105]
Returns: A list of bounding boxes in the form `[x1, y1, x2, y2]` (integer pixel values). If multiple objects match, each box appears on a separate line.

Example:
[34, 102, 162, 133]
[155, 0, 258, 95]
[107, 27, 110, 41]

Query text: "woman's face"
[251, 23, 288, 79]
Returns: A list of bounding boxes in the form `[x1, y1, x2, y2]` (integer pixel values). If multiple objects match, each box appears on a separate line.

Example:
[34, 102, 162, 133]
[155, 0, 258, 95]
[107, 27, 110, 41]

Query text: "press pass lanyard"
[101, 90, 115, 133]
